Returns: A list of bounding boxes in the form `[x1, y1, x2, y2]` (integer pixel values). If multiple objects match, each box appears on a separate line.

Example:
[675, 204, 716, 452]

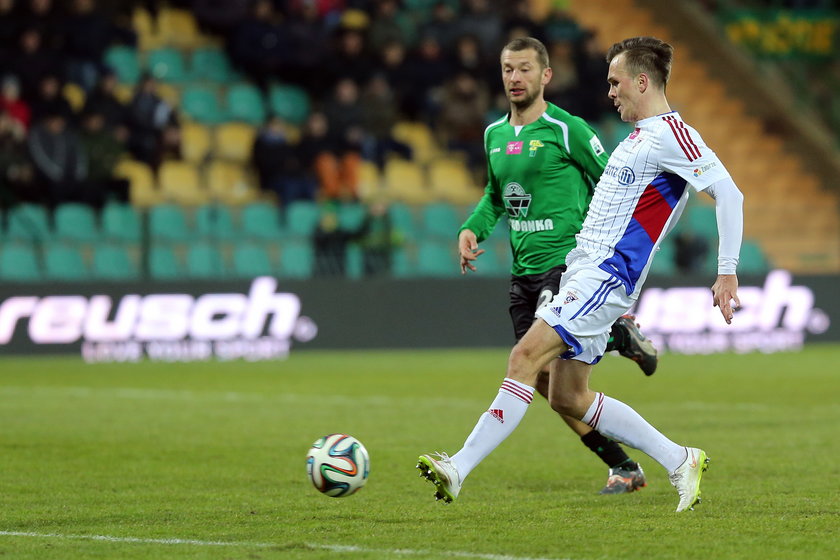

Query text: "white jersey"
[569, 111, 730, 296]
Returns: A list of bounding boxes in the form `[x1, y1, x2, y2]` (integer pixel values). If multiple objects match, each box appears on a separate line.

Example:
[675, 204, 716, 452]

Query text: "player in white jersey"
[418, 37, 744, 512]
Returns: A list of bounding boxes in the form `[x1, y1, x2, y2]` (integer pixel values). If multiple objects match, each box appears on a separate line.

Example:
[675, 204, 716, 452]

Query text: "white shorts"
[535, 259, 636, 364]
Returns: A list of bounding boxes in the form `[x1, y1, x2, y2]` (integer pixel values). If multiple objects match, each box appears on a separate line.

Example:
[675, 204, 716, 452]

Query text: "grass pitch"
[0, 346, 838, 560]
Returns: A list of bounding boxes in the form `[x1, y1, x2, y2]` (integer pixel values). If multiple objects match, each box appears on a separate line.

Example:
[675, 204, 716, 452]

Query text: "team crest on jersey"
[503, 182, 532, 218]
[528, 140, 544, 157]
[506, 141, 523, 154]
[563, 291, 579, 304]
[617, 166, 636, 185]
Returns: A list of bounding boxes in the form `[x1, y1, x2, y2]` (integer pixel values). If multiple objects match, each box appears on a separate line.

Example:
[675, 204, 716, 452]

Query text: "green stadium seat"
[104, 45, 141, 84]
[387, 202, 418, 237]
[5, 204, 51, 242]
[240, 202, 284, 240]
[44, 244, 88, 280]
[226, 83, 266, 125]
[146, 47, 188, 82]
[232, 243, 274, 278]
[278, 240, 313, 279]
[92, 245, 139, 280]
[421, 203, 462, 239]
[390, 246, 413, 278]
[101, 202, 142, 243]
[268, 83, 310, 125]
[149, 245, 182, 280]
[0, 243, 41, 281]
[345, 244, 364, 279]
[54, 203, 98, 242]
[148, 204, 192, 242]
[471, 241, 510, 277]
[194, 204, 237, 240]
[416, 239, 459, 277]
[337, 202, 367, 232]
[285, 200, 321, 237]
[181, 85, 226, 124]
[190, 47, 236, 82]
[649, 239, 677, 276]
[185, 242, 226, 278]
[737, 239, 770, 275]
[684, 204, 718, 240]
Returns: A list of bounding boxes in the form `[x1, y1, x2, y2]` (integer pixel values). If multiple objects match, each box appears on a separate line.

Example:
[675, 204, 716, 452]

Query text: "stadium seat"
[232, 243, 274, 278]
[736, 239, 770, 275]
[268, 83, 310, 125]
[132, 6, 164, 51]
[191, 47, 236, 83]
[387, 202, 418, 238]
[205, 160, 260, 205]
[115, 159, 164, 207]
[337, 202, 368, 232]
[392, 121, 438, 164]
[226, 83, 266, 125]
[158, 161, 209, 206]
[416, 239, 459, 277]
[469, 241, 510, 277]
[155, 82, 180, 107]
[180, 121, 212, 164]
[92, 245, 139, 280]
[390, 246, 413, 278]
[146, 47, 188, 83]
[181, 85, 226, 124]
[345, 243, 364, 279]
[0, 243, 41, 281]
[4, 204, 51, 242]
[285, 200, 321, 237]
[104, 45, 141, 84]
[684, 203, 718, 240]
[157, 8, 202, 49]
[44, 244, 89, 281]
[185, 242, 227, 279]
[649, 240, 677, 276]
[214, 122, 256, 163]
[148, 204, 192, 242]
[54, 203, 99, 243]
[101, 202, 142, 243]
[148, 244, 182, 279]
[428, 158, 479, 205]
[278, 240, 313, 279]
[383, 159, 430, 204]
[358, 159, 382, 200]
[421, 202, 462, 240]
[194, 204, 237, 241]
[62, 83, 85, 112]
[240, 202, 284, 240]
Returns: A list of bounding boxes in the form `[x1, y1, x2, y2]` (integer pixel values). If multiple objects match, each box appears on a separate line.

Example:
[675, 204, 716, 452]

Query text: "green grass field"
[0, 346, 838, 560]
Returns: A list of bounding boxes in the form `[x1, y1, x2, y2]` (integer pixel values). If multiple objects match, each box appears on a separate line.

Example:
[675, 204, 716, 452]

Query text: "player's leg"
[607, 315, 658, 376]
[417, 318, 565, 503]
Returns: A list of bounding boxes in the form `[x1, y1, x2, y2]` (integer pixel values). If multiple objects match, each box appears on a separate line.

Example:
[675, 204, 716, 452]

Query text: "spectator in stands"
[367, 0, 417, 52]
[192, 0, 250, 36]
[313, 204, 355, 277]
[29, 74, 74, 123]
[62, 0, 113, 92]
[378, 39, 415, 118]
[83, 70, 127, 130]
[360, 73, 412, 169]
[79, 109, 128, 205]
[325, 27, 374, 95]
[27, 111, 88, 206]
[418, 1, 460, 51]
[228, 0, 287, 90]
[358, 198, 399, 277]
[502, 0, 546, 43]
[321, 77, 364, 198]
[405, 34, 451, 123]
[451, 33, 497, 89]
[7, 27, 60, 100]
[543, 39, 580, 115]
[127, 74, 180, 171]
[0, 110, 34, 205]
[436, 71, 490, 176]
[0, 75, 31, 131]
[456, 0, 504, 54]
[17, 0, 64, 52]
[298, 110, 360, 201]
[573, 31, 612, 123]
[252, 114, 317, 205]
[283, 0, 330, 92]
[0, 0, 20, 59]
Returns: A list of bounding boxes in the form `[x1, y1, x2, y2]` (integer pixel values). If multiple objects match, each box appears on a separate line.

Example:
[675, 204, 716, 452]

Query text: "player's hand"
[458, 229, 484, 274]
[711, 274, 740, 324]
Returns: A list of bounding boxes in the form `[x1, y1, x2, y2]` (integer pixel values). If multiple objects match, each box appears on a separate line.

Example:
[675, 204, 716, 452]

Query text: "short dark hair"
[501, 37, 549, 69]
[606, 36, 673, 87]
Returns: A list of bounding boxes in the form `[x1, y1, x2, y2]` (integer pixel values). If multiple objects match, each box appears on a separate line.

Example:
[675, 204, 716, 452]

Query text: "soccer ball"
[306, 434, 370, 497]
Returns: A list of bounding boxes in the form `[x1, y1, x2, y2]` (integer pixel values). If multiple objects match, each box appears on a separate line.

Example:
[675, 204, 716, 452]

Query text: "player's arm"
[702, 177, 744, 324]
[566, 117, 610, 188]
[459, 186, 503, 274]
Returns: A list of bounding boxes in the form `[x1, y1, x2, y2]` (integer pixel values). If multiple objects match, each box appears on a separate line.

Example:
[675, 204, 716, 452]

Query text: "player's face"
[501, 48, 550, 109]
[607, 54, 642, 122]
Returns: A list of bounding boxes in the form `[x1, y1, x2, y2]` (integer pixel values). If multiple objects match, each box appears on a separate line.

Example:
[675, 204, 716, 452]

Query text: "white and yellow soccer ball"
[306, 434, 370, 497]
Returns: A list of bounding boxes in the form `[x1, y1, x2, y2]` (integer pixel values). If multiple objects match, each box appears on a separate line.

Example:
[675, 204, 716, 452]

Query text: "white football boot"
[669, 447, 710, 512]
[417, 452, 462, 503]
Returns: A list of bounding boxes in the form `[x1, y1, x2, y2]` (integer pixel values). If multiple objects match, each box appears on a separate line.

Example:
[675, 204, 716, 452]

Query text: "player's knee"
[548, 392, 588, 418]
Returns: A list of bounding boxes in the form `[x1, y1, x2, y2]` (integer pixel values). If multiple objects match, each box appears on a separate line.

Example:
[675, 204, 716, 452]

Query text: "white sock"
[451, 378, 534, 480]
[582, 392, 686, 473]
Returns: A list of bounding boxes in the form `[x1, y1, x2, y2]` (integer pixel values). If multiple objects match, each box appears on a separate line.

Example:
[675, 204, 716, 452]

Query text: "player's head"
[605, 36, 673, 122]
[500, 37, 552, 110]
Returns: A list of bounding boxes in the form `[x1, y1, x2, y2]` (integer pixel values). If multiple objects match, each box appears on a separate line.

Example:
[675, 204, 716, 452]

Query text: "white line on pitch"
[0, 531, 569, 560]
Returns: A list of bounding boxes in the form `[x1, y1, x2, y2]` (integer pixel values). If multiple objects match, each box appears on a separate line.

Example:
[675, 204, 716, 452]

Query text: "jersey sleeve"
[659, 121, 731, 191]
[564, 117, 609, 189]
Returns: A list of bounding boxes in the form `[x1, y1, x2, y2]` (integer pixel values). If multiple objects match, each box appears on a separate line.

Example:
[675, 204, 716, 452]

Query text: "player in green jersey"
[457, 37, 657, 494]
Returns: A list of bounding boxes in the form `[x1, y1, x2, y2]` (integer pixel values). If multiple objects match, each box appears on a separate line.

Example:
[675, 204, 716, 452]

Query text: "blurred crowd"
[1, 0, 618, 210]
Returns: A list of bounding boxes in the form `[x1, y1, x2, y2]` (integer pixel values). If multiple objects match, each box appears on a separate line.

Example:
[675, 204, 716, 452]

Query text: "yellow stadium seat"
[428, 157, 480, 205]
[206, 161, 260, 205]
[358, 160, 382, 201]
[159, 160, 209, 206]
[181, 121, 212, 164]
[155, 83, 180, 107]
[214, 122, 257, 163]
[132, 7, 164, 50]
[114, 83, 134, 104]
[115, 159, 164, 208]
[157, 8, 202, 49]
[383, 159, 431, 204]
[62, 83, 85, 112]
[392, 121, 439, 164]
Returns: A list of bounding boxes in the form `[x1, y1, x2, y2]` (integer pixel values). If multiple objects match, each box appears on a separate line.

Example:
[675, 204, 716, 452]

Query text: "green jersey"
[460, 103, 609, 276]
